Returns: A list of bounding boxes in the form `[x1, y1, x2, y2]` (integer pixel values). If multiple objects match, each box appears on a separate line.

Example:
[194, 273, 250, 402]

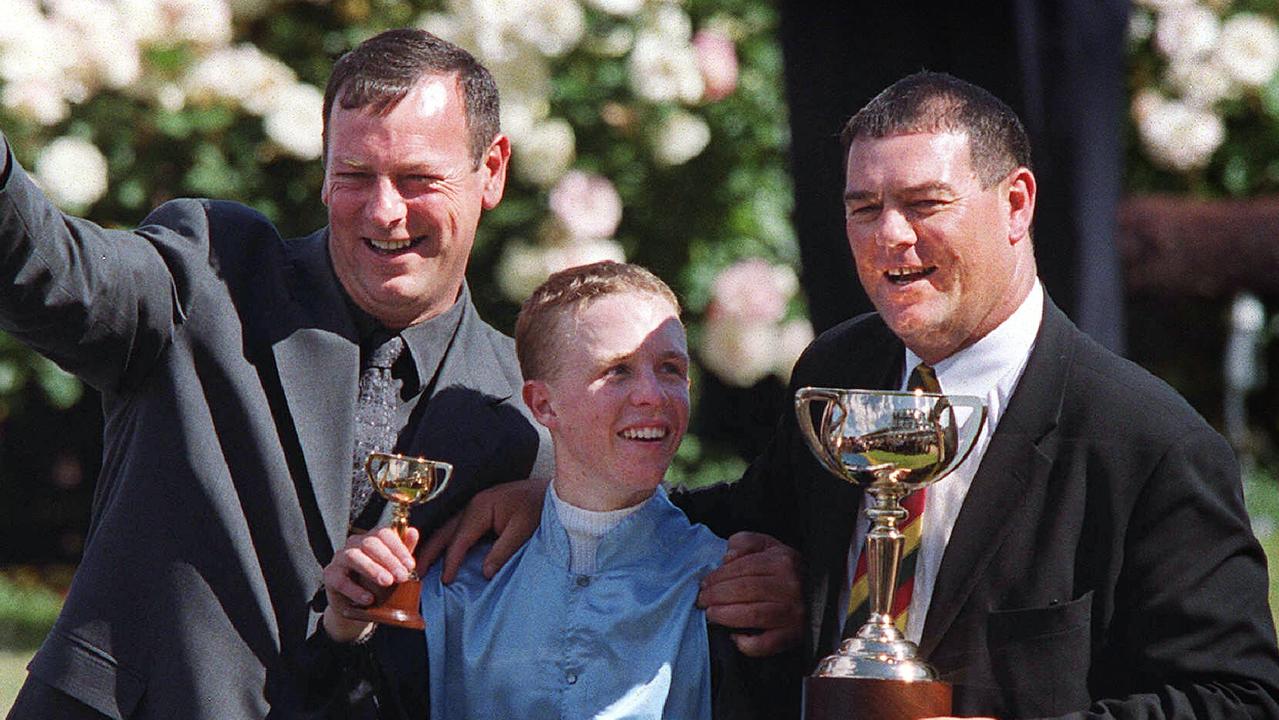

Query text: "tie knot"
[366, 334, 405, 370]
[907, 362, 942, 394]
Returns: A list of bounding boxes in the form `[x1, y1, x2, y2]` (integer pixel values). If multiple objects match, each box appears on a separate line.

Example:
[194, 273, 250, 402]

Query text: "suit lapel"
[919, 298, 1075, 657]
[269, 229, 360, 554]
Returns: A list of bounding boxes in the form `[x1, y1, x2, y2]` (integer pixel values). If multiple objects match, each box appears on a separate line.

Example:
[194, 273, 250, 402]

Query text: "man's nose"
[366, 178, 406, 226]
[875, 208, 917, 249]
[629, 369, 663, 405]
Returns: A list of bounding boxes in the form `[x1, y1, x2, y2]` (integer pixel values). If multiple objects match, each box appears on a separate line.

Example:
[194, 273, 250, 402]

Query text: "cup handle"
[423, 461, 453, 503]
[794, 388, 849, 480]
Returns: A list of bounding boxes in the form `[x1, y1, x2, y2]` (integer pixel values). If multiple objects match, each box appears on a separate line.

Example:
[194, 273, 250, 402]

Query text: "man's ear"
[523, 379, 556, 429]
[480, 134, 511, 211]
[1005, 166, 1036, 245]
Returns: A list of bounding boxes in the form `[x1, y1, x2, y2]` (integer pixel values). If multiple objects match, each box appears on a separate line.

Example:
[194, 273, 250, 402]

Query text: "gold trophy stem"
[390, 503, 411, 538]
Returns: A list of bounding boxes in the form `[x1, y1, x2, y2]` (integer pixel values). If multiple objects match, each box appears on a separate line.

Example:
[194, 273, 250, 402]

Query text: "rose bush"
[0, 0, 799, 486]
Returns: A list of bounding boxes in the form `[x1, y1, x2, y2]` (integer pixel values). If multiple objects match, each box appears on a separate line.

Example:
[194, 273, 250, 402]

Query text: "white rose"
[1215, 13, 1279, 88]
[548, 170, 623, 240]
[449, 0, 525, 63]
[185, 45, 296, 115]
[500, 100, 540, 146]
[583, 0, 644, 17]
[0, 0, 47, 46]
[652, 110, 711, 166]
[489, 47, 553, 133]
[35, 136, 109, 210]
[642, 3, 693, 41]
[591, 26, 635, 57]
[51, 0, 143, 90]
[0, 15, 76, 84]
[1138, 98, 1224, 171]
[628, 32, 703, 104]
[510, 0, 585, 58]
[416, 11, 465, 45]
[154, 82, 186, 112]
[1167, 54, 1236, 108]
[699, 316, 776, 388]
[513, 117, 576, 188]
[1154, 3, 1219, 62]
[117, 0, 165, 43]
[2, 77, 71, 125]
[496, 240, 552, 302]
[263, 83, 325, 160]
[1130, 88, 1164, 128]
[162, 0, 233, 48]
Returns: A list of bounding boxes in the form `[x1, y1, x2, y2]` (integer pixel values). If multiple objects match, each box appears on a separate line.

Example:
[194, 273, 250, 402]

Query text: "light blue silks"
[421, 485, 727, 719]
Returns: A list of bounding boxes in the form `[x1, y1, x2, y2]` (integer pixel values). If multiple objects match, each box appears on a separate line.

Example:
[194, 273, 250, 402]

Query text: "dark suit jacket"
[0, 139, 551, 719]
[685, 296, 1279, 718]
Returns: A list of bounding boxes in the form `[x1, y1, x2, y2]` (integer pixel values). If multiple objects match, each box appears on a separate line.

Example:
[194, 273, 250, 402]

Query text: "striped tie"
[842, 363, 940, 636]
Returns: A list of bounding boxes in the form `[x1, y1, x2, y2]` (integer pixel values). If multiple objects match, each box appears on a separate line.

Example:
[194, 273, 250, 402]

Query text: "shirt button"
[575, 575, 590, 587]
[566, 672, 578, 685]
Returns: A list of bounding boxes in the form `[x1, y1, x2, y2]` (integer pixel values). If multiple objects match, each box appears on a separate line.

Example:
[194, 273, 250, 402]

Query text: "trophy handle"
[795, 387, 850, 481]
[423, 462, 452, 503]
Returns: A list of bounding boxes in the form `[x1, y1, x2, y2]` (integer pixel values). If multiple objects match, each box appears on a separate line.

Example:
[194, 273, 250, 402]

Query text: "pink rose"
[548, 170, 623, 241]
[693, 29, 738, 102]
[708, 258, 796, 324]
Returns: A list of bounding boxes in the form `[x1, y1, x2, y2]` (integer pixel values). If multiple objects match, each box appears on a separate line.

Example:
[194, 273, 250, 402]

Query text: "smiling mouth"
[365, 236, 424, 253]
[619, 427, 669, 441]
[885, 266, 937, 285]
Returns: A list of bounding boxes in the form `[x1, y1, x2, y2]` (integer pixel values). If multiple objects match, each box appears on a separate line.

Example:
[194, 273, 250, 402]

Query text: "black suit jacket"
[686, 296, 1279, 718]
[0, 139, 551, 719]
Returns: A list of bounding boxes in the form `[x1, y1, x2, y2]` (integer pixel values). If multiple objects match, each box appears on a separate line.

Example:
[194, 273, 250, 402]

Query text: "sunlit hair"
[516, 261, 682, 382]
[322, 28, 500, 168]
[841, 71, 1032, 188]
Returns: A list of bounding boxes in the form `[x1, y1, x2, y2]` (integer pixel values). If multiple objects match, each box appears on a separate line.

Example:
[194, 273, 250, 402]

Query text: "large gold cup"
[340, 452, 451, 631]
[795, 388, 986, 719]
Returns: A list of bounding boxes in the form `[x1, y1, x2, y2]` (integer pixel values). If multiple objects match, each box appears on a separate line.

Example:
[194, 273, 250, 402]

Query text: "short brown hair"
[841, 71, 1031, 187]
[322, 28, 500, 168]
[515, 261, 682, 381]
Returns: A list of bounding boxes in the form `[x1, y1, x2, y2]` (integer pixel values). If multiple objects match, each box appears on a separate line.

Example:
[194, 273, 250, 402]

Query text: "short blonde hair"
[515, 261, 681, 381]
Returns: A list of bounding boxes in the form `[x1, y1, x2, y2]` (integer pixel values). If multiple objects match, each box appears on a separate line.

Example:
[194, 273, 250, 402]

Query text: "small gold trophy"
[341, 452, 452, 631]
[794, 388, 986, 720]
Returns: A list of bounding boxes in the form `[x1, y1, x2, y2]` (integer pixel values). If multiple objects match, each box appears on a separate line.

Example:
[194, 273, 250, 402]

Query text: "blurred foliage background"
[2, 0, 1279, 710]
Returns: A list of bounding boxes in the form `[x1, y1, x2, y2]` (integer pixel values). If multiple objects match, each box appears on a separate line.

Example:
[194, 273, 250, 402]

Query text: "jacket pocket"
[984, 590, 1094, 717]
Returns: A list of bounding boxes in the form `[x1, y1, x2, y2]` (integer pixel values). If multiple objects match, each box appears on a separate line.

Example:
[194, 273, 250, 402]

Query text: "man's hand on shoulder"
[321, 526, 419, 644]
[416, 477, 549, 583]
[698, 531, 805, 657]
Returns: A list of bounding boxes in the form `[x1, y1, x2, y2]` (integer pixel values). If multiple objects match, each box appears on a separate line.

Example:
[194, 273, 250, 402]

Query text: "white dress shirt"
[838, 281, 1044, 644]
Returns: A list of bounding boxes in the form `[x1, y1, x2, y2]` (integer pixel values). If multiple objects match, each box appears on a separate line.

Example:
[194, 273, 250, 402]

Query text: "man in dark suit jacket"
[2, 29, 550, 719]
[692, 72, 1279, 718]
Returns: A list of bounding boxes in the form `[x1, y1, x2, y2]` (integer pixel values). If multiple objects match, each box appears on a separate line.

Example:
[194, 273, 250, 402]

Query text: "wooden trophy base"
[340, 578, 425, 631]
[803, 676, 952, 720]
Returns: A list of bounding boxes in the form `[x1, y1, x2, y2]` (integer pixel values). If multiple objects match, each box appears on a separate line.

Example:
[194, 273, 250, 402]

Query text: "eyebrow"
[597, 348, 689, 367]
[844, 181, 956, 203]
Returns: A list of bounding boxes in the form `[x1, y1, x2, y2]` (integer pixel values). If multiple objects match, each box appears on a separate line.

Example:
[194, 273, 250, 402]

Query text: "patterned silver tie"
[349, 333, 405, 525]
